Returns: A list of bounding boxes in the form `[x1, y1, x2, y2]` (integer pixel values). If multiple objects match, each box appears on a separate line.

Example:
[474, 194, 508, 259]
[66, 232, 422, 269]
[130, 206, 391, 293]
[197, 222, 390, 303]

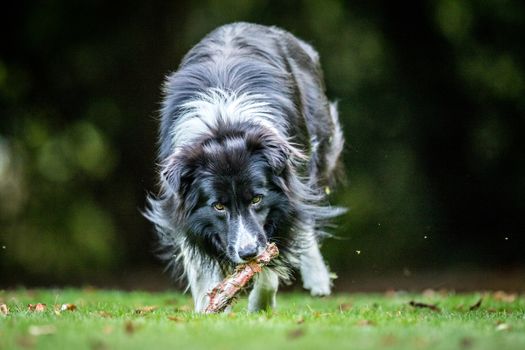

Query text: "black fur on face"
[162, 124, 294, 264]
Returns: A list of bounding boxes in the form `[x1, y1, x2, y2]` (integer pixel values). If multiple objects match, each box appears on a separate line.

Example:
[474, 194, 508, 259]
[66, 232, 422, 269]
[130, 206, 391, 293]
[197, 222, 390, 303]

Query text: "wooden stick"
[205, 243, 279, 313]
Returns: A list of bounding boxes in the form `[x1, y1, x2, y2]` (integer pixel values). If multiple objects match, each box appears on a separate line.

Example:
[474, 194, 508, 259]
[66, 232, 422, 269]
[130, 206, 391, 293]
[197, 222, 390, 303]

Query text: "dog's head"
[162, 127, 294, 263]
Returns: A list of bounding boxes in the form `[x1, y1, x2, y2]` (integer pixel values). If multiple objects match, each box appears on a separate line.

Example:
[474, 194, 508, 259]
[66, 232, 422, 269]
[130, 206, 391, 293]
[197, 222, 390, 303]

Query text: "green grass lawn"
[1, 289, 524, 350]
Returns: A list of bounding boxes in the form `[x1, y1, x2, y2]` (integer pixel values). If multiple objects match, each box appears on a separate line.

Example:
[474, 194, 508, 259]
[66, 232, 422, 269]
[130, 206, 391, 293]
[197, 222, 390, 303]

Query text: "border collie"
[146, 22, 345, 312]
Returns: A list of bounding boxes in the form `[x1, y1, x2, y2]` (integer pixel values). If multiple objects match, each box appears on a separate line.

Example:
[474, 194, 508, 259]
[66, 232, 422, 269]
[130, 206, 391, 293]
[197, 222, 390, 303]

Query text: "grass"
[1, 289, 524, 350]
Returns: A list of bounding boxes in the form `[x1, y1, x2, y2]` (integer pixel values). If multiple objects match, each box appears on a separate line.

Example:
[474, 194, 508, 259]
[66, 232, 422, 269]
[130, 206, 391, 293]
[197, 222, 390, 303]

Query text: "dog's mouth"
[226, 244, 267, 264]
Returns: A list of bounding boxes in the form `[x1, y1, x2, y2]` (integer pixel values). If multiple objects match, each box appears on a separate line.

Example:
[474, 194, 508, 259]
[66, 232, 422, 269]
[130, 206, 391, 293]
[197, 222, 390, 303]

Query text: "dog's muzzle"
[232, 215, 262, 262]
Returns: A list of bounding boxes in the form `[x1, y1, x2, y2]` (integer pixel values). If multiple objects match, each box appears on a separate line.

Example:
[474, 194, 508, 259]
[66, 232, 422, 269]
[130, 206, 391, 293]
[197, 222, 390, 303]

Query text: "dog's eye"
[251, 195, 263, 205]
[213, 202, 225, 211]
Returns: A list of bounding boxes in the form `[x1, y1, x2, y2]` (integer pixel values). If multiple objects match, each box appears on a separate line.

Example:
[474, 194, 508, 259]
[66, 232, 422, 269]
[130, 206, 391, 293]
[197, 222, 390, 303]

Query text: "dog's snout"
[238, 245, 258, 260]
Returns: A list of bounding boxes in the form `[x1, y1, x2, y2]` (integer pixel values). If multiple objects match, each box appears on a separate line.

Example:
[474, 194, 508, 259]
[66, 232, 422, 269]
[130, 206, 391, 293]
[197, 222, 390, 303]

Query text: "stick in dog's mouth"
[205, 243, 279, 313]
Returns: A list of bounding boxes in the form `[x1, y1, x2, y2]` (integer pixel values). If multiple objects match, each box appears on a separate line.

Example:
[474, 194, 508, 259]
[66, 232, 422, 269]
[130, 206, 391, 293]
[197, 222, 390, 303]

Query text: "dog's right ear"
[161, 153, 193, 197]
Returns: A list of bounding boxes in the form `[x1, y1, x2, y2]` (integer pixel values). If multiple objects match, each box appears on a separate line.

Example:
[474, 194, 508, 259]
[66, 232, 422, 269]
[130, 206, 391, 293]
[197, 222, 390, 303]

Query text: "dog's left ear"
[246, 129, 302, 175]
[250, 131, 295, 176]
[161, 152, 194, 197]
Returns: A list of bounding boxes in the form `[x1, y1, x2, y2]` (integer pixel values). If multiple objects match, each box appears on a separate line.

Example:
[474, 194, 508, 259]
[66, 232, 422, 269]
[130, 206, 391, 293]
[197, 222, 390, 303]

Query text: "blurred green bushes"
[1, 0, 524, 285]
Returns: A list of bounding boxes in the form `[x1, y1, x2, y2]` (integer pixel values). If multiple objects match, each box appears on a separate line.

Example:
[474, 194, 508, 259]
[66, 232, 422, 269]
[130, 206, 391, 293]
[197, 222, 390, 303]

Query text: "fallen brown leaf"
[384, 290, 398, 298]
[409, 301, 441, 312]
[460, 337, 474, 349]
[135, 306, 157, 315]
[356, 319, 376, 327]
[309, 310, 330, 318]
[339, 303, 352, 312]
[168, 316, 183, 322]
[493, 291, 517, 303]
[468, 298, 483, 311]
[0, 303, 9, 316]
[60, 304, 77, 312]
[287, 328, 305, 340]
[28, 304, 46, 312]
[124, 321, 136, 334]
[174, 305, 192, 312]
[422, 289, 436, 297]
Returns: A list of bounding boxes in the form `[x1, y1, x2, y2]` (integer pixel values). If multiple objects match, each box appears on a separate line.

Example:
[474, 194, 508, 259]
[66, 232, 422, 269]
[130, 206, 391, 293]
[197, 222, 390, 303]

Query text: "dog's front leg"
[300, 242, 332, 296]
[185, 259, 223, 313]
[248, 268, 279, 312]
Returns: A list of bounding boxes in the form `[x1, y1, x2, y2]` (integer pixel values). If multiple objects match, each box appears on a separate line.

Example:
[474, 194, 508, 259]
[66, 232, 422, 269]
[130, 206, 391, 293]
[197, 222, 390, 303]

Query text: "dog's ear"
[161, 153, 193, 197]
[248, 131, 294, 176]
[262, 138, 289, 175]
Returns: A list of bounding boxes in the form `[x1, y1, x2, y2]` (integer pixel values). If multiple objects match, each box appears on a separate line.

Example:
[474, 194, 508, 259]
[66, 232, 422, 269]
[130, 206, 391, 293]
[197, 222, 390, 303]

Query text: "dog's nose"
[238, 245, 258, 260]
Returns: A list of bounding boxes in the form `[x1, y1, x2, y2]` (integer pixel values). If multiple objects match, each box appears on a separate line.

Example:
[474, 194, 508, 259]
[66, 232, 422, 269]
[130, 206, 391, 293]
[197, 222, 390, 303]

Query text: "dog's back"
[159, 23, 343, 188]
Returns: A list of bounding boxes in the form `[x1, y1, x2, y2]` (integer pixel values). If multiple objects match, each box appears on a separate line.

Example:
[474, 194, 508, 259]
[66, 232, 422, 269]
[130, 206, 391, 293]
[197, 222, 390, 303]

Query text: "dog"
[145, 22, 345, 312]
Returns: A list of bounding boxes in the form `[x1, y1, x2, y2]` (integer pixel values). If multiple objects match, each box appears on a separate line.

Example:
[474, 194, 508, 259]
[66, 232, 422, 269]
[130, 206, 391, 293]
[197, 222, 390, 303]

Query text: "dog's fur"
[145, 23, 345, 312]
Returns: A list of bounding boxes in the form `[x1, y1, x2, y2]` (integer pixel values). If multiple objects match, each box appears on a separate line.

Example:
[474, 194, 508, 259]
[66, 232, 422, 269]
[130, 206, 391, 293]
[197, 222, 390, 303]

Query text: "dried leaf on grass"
[287, 328, 305, 340]
[468, 298, 483, 311]
[422, 289, 449, 297]
[124, 321, 138, 334]
[0, 303, 9, 316]
[338, 303, 352, 312]
[60, 304, 77, 312]
[384, 290, 398, 298]
[460, 337, 474, 349]
[356, 319, 376, 327]
[135, 306, 157, 315]
[409, 301, 441, 312]
[28, 304, 46, 312]
[167, 316, 184, 322]
[493, 291, 517, 303]
[174, 305, 192, 312]
[422, 289, 436, 297]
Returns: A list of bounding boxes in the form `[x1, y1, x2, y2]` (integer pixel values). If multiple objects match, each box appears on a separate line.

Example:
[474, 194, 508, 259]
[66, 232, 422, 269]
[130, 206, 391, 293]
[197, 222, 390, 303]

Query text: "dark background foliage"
[1, 0, 524, 289]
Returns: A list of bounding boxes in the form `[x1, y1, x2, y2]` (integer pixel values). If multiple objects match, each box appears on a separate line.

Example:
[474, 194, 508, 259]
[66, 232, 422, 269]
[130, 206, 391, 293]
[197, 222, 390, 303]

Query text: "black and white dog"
[146, 23, 345, 312]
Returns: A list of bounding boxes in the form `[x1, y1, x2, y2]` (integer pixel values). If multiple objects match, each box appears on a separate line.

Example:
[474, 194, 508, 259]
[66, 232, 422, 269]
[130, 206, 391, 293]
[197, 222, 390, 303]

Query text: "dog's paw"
[307, 283, 331, 297]
[302, 273, 332, 296]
